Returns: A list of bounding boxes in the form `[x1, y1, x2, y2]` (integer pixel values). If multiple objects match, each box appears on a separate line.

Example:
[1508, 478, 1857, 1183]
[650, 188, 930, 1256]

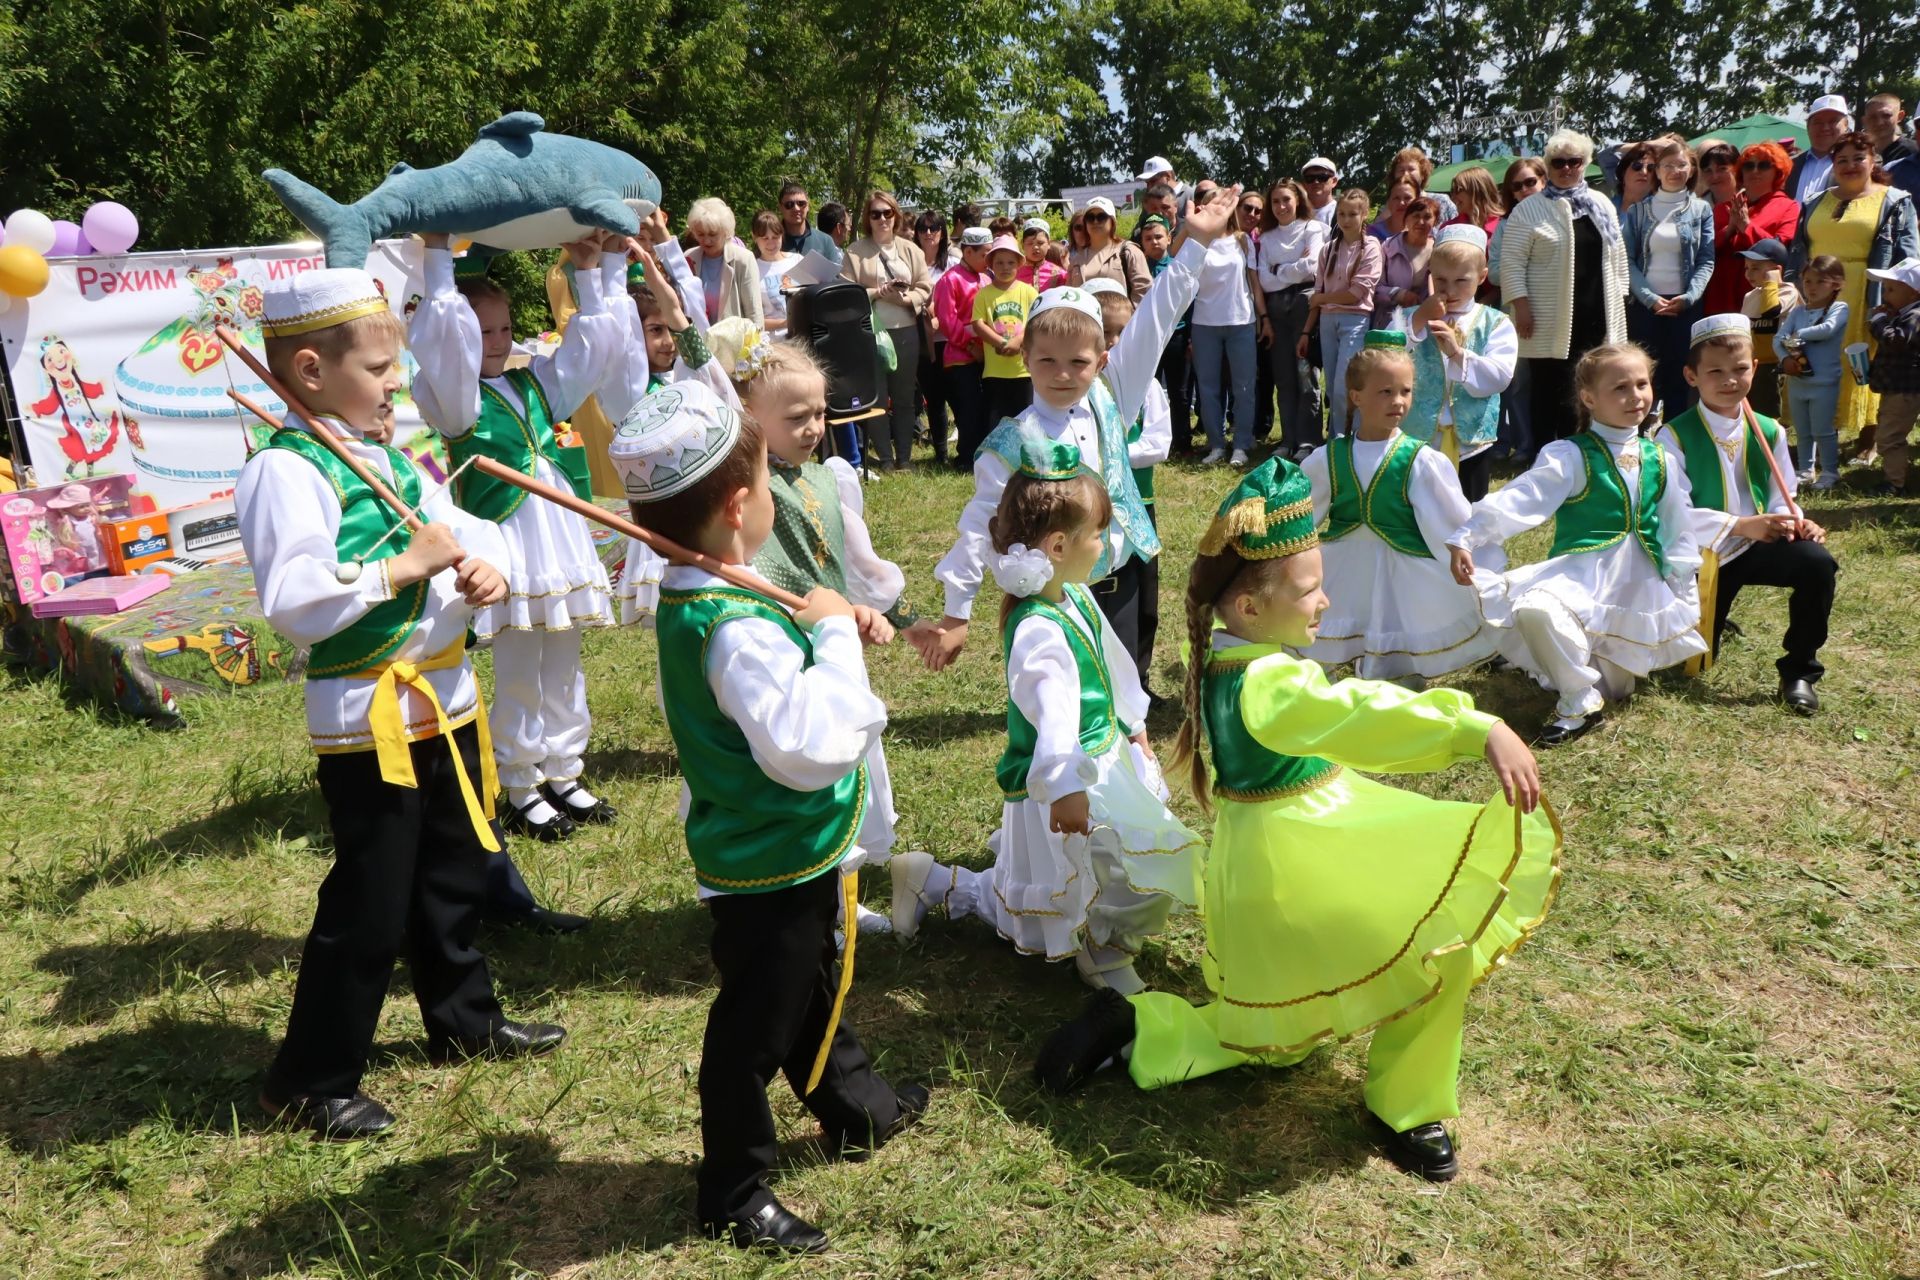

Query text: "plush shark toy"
[263, 112, 662, 269]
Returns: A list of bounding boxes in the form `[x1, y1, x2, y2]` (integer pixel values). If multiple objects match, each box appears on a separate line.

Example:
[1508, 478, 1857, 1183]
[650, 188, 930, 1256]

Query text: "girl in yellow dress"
[1036, 456, 1562, 1181]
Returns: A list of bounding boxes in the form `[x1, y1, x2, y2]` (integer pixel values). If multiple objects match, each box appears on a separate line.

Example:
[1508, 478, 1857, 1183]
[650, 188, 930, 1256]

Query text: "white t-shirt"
[1191, 233, 1255, 327]
[758, 252, 801, 326]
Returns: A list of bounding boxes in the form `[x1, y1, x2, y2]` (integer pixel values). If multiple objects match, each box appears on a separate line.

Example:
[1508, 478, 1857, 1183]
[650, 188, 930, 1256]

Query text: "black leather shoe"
[1779, 677, 1820, 715]
[828, 1082, 931, 1162]
[260, 1089, 396, 1141]
[540, 781, 617, 826]
[502, 795, 576, 842]
[1537, 714, 1602, 747]
[427, 1019, 567, 1066]
[494, 905, 591, 935]
[701, 1197, 830, 1254]
[1371, 1115, 1459, 1182]
[1035, 987, 1138, 1095]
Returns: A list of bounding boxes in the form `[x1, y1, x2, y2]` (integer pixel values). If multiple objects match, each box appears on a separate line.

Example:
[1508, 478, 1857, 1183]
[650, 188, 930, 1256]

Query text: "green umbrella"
[1689, 113, 1808, 154]
[1424, 153, 1599, 193]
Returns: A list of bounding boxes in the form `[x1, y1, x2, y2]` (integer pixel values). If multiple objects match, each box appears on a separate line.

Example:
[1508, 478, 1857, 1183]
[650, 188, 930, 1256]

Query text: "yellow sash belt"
[353, 641, 501, 851]
[805, 871, 859, 1096]
[1684, 548, 1720, 677]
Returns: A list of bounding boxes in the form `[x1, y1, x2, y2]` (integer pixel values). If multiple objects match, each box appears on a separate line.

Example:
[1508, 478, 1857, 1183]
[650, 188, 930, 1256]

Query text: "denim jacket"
[1622, 193, 1716, 308]
[1786, 186, 1920, 307]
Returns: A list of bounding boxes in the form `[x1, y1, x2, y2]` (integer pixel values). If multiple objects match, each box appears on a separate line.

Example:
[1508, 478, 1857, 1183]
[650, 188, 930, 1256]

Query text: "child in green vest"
[1300, 334, 1498, 683]
[608, 380, 926, 1255]
[891, 439, 1202, 995]
[239, 268, 566, 1140]
[1403, 225, 1517, 502]
[1036, 456, 1558, 1184]
[411, 232, 627, 841]
[1655, 313, 1833, 714]
[1450, 342, 1707, 745]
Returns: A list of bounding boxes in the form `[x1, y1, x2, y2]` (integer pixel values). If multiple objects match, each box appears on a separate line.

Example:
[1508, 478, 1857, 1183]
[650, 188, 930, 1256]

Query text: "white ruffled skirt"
[614, 537, 666, 628]
[1304, 529, 1501, 679]
[1473, 541, 1706, 679]
[471, 455, 613, 640]
[975, 742, 1202, 962]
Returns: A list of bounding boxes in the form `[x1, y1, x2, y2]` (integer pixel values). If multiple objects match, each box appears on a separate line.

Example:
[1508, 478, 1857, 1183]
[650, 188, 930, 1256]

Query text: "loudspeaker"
[788, 280, 881, 418]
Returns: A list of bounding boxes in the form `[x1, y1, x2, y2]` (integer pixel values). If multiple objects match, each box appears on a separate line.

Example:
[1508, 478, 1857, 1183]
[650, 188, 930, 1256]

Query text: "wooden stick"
[215, 325, 424, 531]
[469, 455, 807, 611]
[1741, 398, 1803, 522]
[227, 389, 285, 432]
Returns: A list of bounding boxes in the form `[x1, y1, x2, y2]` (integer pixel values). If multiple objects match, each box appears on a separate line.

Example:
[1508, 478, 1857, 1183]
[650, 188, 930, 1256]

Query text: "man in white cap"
[1301, 156, 1342, 226]
[1789, 94, 1853, 204]
[240, 267, 566, 1140]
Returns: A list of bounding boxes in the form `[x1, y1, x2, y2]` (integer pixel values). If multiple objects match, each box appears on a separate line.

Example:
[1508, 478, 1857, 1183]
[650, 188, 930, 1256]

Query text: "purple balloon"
[50, 219, 84, 257]
[81, 201, 139, 255]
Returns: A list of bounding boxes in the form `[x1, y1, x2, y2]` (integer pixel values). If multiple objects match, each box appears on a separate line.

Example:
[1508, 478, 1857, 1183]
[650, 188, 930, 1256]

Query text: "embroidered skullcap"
[262, 268, 388, 338]
[958, 226, 994, 248]
[1364, 328, 1407, 349]
[1079, 277, 1127, 298]
[609, 381, 743, 502]
[1690, 312, 1752, 347]
[1017, 438, 1086, 482]
[1027, 286, 1103, 323]
[1434, 223, 1488, 253]
[1197, 456, 1318, 560]
[452, 252, 495, 283]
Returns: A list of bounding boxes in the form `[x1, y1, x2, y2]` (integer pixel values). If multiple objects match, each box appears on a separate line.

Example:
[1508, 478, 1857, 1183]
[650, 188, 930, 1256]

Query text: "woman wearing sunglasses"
[1499, 131, 1630, 442]
[1614, 142, 1657, 212]
[1067, 197, 1151, 301]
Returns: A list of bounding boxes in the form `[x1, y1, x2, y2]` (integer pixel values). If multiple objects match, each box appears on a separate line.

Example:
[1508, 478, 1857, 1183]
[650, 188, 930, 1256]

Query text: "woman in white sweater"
[1501, 130, 1630, 443]
[1254, 179, 1329, 459]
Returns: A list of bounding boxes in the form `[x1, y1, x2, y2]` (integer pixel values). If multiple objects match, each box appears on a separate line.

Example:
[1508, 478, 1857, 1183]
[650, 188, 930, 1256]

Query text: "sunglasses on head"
[782, 198, 808, 209]
[1549, 156, 1585, 170]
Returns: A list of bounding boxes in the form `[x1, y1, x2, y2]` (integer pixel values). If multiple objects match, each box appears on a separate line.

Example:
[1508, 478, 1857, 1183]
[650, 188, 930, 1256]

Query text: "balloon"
[0, 244, 50, 297]
[81, 201, 139, 255]
[50, 220, 84, 257]
[4, 209, 56, 255]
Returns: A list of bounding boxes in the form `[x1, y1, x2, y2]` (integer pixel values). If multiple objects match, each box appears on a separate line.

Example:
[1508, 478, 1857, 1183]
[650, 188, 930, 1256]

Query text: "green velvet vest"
[262, 428, 429, 678]
[752, 461, 849, 599]
[1321, 432, 1432, 558]
[1549, 432, 1672, 577]
[447, 368, 591, 523]
[996, 583, 1121, 801]
[1203, 647, 1341, 802]
[656, 586, 868, 893]
[1665, 406, 1777, 514]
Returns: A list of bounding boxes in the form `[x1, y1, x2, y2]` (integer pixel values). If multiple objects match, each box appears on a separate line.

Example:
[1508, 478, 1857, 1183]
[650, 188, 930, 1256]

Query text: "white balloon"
[3, 209, 56, 256]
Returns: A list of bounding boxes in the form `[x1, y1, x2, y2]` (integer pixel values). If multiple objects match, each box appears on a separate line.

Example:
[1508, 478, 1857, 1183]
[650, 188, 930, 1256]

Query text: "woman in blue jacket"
[1622, 138, 1716, 417]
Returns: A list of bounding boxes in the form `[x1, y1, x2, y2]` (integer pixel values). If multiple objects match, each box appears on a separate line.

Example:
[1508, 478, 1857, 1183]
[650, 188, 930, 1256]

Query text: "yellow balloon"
[0, 244, 50, 298]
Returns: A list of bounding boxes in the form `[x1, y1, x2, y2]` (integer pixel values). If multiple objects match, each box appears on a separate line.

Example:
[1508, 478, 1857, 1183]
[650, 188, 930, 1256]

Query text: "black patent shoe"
[702, 1197, 830, 1254]
[1536, 713, 1602, 747]
[496, 905, 591, 935]
[828, 1082, 930, 1162]
[1371, 1115, 1460, 1182]
[1035, 987, 1138, 1095]
[502, 794, 576, 842]
[540, 780, 617, 826]
[260, 1089, 396, 1141]
[1779, 677, 1820, 716]
[427, 1019, 567, 1066]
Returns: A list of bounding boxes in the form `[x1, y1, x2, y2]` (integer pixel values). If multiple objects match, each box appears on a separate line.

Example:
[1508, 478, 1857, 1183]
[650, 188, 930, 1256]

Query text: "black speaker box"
[787, 280, 881, 418]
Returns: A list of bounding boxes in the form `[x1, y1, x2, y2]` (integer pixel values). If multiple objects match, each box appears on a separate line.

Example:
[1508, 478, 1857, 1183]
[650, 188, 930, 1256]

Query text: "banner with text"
[0, 239, 438, 508]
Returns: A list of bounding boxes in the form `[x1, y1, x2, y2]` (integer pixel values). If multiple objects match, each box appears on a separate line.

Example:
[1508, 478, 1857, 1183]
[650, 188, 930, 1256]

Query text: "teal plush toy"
[263, 112, 662, 269]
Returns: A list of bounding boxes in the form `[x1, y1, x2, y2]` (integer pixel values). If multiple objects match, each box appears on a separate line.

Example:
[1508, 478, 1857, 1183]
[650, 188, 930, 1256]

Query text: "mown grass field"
[2, 454, 1917, 1279]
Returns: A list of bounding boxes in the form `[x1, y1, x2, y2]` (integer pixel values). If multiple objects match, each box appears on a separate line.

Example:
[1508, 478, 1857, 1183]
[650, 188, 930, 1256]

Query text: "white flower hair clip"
[991, 543, 1054, 598]
[706, 317, 770, 384]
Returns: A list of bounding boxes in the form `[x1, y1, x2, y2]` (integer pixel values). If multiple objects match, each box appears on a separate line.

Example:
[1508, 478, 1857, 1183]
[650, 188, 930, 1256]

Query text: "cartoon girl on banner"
[30, 337, 133, 479]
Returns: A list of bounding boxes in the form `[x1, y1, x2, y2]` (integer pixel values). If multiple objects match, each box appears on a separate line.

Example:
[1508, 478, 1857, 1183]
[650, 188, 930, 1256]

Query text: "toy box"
[30, 572, 171, 619]
[0, 474, 137, 606]
[103, 493, 243, 573]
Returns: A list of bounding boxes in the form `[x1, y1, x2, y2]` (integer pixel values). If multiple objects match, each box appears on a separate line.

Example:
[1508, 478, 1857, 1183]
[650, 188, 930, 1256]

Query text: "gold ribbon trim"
[1684, 547, 1720, 677]
[352, 640, 500, 851]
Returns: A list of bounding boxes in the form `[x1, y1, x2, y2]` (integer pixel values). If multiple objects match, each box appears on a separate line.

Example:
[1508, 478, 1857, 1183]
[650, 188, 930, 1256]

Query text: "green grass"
[2, 455, 1918, 1279]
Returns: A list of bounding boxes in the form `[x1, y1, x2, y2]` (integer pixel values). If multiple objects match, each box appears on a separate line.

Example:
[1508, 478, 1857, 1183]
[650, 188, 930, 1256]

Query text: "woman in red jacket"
[1705, 141, 1801, 314]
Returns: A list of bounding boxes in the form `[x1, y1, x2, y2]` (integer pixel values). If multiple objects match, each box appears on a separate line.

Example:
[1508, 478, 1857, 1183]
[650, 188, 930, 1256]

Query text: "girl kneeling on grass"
[1035, 456, 1561, 1182]
[890, 439, 1202, 995]
[1449, 342, 1706, 746]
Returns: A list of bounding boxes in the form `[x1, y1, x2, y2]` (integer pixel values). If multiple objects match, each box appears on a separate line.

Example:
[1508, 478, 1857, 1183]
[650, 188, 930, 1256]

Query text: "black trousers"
[1714, 539, 1837, 684]
[1156, 334, 1194, 454]
[268, 722, 503, 1099]
[867, 324, 922, 466]
[1458, 448, 1495, 503]
[982, 375, 1032, 432]
[1091, 552, 1149, 681]
[698, 871, 900, 1223]
[947, 361, 987, 469]
[918, 339, 950, 464]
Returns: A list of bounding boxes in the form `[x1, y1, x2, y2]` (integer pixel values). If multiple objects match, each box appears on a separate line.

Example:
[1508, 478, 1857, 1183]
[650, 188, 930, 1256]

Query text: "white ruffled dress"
[1300, 431, 1501, 679]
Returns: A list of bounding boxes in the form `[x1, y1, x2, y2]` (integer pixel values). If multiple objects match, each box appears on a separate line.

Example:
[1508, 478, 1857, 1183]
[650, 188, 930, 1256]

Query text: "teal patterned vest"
[1404, 303, 1503, 449]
